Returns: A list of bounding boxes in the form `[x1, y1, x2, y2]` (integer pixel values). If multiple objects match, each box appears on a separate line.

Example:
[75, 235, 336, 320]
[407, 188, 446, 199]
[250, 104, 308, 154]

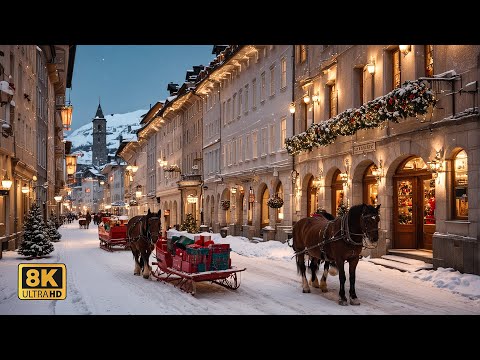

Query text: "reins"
[127, 216, 148, 243]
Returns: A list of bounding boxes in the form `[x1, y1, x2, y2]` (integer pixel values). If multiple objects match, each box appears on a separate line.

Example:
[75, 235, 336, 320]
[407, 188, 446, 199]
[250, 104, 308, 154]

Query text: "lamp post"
[54, 195, 62, 225]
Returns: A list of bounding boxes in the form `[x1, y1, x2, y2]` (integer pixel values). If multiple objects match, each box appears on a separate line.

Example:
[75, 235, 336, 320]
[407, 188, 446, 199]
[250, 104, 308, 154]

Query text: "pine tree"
[180, 213, 199, 234]
[46, 218, 62, 242]
[18, 203, 54, 258]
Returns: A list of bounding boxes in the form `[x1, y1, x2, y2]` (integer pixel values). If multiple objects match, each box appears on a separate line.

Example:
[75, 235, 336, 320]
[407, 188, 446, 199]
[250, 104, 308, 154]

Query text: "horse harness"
[128, 216, 159, 245]
[293, 209, 379, 258]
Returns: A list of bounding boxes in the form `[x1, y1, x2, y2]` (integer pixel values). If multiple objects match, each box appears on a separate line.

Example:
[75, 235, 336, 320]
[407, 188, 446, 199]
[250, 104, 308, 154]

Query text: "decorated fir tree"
[18, 203, 54, 258]
[180, 213, 199, 234]
[46, 218, 62, 242]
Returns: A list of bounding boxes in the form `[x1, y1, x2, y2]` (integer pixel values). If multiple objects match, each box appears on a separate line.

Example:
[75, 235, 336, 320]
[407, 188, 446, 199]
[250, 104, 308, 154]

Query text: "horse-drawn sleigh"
[151, 237, 246, 296]
[98, 215, 129, 251]
[124, 209, 246, 296]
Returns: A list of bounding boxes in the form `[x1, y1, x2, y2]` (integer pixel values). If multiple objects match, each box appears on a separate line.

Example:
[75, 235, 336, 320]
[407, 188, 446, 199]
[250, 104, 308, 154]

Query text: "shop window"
[453, 149, 468, 219]
[425, 45, 434, 77]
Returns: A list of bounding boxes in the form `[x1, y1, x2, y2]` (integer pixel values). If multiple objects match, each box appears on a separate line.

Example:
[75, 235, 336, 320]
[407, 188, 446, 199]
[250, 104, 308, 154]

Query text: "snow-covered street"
[1, 221, 479, 315]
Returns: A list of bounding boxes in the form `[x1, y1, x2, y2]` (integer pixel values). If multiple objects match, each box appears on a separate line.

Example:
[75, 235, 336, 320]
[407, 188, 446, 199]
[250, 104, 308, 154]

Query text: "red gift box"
[156, 249, 173, 268]
[181, 261, 197, 273]
[172, 256, 182, 271]
[209, 243, 230, 253]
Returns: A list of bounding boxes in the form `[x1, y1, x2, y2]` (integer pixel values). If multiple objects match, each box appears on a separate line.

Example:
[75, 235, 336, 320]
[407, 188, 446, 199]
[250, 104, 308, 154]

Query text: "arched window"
[261, 187, 270, 228]
[306, 176, 316, 216]
[363, 164, 379, 206]
[331, 169, 344, 215]
[453, 150, 468, 219]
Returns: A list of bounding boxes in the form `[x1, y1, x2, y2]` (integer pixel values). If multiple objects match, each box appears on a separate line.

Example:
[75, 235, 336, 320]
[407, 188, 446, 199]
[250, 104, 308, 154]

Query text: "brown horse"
[292, 204, 380, 306]
[127, 209, 161, 279]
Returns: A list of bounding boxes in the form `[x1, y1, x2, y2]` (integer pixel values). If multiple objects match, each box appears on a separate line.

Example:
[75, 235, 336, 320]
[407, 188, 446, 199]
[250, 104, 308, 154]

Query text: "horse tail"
[286, 237, 293, 248]
[295, 254, 303, 275]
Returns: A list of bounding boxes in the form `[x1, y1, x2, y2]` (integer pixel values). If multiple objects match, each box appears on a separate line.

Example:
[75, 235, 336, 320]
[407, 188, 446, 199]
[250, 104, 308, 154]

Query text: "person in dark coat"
[85, 211, 92, 229]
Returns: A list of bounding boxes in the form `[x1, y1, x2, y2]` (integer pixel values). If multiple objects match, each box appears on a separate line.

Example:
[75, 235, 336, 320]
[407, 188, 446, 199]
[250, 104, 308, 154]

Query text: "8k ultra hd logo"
[18, 264, 67, 300]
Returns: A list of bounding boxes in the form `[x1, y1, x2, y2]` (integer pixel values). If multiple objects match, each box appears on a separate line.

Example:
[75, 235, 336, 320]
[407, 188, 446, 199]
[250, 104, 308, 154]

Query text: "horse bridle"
[321, 210, 379, 247]
[146, 216, 160, 244]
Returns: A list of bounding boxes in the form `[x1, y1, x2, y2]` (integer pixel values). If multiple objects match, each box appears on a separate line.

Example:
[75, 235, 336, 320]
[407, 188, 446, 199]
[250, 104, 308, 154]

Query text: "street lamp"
[2, 175, 12, 190]
[59, 102, 73, 131]
[65, 154, 78, 175]
[21, 184, 29, 194]
[0, 174, 12, 196]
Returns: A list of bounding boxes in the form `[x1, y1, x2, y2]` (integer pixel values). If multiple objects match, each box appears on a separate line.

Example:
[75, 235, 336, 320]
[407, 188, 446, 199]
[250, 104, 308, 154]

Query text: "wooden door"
[394, 177, 417, 248]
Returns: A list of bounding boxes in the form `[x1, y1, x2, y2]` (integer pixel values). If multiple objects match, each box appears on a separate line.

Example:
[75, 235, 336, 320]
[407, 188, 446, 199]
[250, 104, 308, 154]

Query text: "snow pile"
[412, 267, 480, 300]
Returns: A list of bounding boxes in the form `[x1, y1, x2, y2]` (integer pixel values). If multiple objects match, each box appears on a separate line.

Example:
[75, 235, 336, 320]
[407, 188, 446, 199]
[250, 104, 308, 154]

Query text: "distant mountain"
[66, 109, 147, 165]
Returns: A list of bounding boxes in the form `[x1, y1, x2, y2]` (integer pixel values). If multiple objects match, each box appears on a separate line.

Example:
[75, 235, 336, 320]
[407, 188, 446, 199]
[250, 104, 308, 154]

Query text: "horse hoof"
[134, 272, 140, 276]
[338, 299, 348, 306]
[302, 289, 311, 293]
[350, 298, 360, 306]
[328, 267, 338, 276]
[143, 274, 150, 279]
[320, 288, 328, 293]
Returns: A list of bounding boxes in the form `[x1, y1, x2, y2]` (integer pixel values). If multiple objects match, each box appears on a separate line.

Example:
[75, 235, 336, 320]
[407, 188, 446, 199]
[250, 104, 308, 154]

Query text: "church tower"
[92, 102, 107, 167]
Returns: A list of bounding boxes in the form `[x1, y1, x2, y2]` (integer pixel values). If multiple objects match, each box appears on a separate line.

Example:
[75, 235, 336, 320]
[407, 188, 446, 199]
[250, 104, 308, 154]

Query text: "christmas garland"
[267, 195, 284, 209]
[164, 165, 181, 172]
[285, 80, 436, 155]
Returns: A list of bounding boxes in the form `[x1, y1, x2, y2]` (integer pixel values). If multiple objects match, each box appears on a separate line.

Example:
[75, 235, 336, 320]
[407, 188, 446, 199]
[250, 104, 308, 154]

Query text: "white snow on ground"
[0, 222, 479, 315]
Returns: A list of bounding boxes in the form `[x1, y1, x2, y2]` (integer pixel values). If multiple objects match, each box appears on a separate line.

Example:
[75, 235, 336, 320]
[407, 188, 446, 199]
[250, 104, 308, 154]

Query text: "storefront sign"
[353, 142, 375, 155]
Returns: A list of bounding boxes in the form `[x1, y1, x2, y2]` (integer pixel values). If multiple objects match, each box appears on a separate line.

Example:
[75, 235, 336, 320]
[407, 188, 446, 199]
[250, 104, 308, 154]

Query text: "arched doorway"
[247, 187, 254, 225]
[237, 188, 244, 225]
[331, 169, 344, 215]
[220, 189, 231, 225]
[363, 163, 379, 206]
[393, 156, 434, 250]
[261, 186, 270, 228]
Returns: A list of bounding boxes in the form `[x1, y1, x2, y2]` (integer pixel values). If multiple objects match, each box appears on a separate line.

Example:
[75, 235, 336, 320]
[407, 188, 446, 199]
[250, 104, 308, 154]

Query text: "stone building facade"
[290, 45, 480, 274]
[0, 45, 75, 256]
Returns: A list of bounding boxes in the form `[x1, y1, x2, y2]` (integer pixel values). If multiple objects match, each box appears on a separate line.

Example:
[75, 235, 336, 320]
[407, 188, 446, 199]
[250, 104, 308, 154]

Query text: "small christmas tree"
[46, 218, 62, 242]
[180, 213, 199, 234]
[18, 203, 54, 258]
